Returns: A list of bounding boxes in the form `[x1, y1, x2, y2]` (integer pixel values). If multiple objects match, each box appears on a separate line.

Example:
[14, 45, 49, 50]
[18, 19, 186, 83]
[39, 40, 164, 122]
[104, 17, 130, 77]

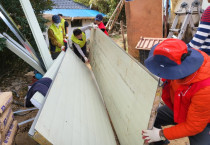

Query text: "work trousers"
[50, 51, 61, 60]
[73, 44, 87, 63]
[153, 105, 210, 145]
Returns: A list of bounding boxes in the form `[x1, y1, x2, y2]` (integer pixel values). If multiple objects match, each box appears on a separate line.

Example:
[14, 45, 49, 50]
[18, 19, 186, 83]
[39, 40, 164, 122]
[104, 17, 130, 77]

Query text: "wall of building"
[125, 0, 163, 60]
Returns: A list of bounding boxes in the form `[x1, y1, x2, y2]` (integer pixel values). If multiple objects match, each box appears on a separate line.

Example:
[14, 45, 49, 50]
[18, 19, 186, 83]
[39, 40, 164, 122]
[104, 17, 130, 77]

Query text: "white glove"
[91, 23, 98, 29]
[61, 46, 65, 51]
[84, 57, 89, 63]
[63, 38, 68, 43]
[66, 34, 69, 38]
[142, 127, 162, 143]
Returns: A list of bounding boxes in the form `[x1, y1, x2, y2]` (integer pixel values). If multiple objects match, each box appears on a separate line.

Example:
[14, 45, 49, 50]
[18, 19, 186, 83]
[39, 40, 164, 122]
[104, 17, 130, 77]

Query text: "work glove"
[65, 34, 69, 39]
[61, 46, 66, 51]
[63, 38, 68, 43]
[142, 127, 162, 143]
[90, 23, 98, 29]
[84, 57, 89, 63]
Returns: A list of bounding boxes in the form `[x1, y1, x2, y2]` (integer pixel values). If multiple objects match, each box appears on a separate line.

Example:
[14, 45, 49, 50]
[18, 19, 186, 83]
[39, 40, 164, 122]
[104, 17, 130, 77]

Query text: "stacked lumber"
[0, 92, 18, 145]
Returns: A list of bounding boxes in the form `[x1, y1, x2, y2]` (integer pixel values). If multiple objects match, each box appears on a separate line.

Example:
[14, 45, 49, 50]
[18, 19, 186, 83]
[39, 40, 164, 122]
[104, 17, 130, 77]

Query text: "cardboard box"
[0, 111, 14, 143]
[2, 120, 18, 145]
[0, 132, 2, 145]
[0, 93, 13, 116]
[0, 107, 12, 132]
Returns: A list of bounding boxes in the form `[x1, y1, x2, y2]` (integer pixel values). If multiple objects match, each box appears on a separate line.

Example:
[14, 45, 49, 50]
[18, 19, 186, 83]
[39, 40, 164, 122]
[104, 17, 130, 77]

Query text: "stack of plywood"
[0, 92, 18, 145]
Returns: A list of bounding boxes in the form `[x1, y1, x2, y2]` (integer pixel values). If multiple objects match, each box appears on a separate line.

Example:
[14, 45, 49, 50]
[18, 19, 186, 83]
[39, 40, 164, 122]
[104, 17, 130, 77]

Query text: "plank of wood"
[33, 49, 116, 145]
[125, 0, 162, 58]
[19, 0, 53, 70]
[89, 29, 158, 145]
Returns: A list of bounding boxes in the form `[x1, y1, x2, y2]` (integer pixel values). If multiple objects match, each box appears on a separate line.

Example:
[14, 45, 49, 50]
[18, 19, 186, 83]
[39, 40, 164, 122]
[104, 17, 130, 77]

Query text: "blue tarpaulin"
[44, 9, 106, 18]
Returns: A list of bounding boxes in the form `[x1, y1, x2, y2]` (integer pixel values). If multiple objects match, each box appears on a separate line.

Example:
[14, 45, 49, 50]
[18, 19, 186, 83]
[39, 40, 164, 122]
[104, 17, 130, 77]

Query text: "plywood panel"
[89, 29, 158, 145]
[125, 0, 163, 59]
[34, 49, 116, 145]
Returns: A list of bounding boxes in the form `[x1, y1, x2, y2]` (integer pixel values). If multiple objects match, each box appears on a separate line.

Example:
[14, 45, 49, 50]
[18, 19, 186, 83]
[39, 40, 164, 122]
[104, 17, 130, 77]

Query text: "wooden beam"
[120, 20, 126, 51]
[106, 0, 125, 32]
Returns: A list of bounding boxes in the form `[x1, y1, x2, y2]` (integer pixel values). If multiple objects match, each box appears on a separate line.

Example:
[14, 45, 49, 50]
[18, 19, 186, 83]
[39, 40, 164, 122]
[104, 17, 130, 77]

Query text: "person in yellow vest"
[58, 14, 69, 37]
[48, 15, 66, 59]
[71, 25, 98, 63]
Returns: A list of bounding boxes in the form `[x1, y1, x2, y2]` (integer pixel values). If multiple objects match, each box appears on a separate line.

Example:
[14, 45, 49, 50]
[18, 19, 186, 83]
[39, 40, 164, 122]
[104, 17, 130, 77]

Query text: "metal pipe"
[18, 117, 35, 126]
[13, 108, 38, 114]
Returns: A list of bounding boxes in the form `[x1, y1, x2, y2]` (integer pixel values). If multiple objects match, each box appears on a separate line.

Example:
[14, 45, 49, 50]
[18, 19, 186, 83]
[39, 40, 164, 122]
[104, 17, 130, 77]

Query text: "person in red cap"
[94, 14, 109, 36]
[142, 39, 210, 145]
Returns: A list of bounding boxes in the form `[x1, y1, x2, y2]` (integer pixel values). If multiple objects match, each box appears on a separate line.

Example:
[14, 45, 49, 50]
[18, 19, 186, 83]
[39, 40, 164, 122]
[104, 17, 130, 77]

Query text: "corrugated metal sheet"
[44, 9, 106, 18]
[135, 37, 166, 50]
[51, 0, 89, 9]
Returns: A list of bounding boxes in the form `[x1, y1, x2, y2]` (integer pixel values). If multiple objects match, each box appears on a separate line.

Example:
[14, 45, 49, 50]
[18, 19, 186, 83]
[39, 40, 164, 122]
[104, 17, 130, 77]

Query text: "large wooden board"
[125, 0, 162, 59]
[89, 29, 158, 145]
[33, 49, 116, 145]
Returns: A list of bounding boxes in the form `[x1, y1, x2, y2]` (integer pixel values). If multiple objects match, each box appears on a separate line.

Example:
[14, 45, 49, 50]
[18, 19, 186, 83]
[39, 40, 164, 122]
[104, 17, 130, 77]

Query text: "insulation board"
[89, 29, 158, 145]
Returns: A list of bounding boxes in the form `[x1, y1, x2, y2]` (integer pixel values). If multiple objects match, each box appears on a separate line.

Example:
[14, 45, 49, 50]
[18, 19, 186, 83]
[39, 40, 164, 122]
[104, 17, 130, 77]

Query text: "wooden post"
[120, 20, 126, 51]
[164, 0, 169, 38]
[106, 0, 125, 32]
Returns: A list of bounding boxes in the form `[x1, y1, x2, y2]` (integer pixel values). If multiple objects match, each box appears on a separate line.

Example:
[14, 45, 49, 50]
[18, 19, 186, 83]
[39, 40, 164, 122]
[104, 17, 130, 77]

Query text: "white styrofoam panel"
[34, 49, 116, 145]
[30, 52, 65, 109]
[89, 29, 158, 145]
[20, 0, 53, 70]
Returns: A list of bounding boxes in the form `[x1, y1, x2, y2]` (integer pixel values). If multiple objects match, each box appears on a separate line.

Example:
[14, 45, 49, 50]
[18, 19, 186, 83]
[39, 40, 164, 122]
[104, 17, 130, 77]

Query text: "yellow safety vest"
[49, 23, 64, 52]
[71, 32, 86, 48]
[60, 18, 66, 35]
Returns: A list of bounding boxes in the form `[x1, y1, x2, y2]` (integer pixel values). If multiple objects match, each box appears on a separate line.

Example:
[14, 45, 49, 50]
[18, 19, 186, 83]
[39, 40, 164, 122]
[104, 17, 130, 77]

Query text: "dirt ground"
[111, 33, 128, 52]
[0, 69, 38, 145]
[0, 34, 188, 145]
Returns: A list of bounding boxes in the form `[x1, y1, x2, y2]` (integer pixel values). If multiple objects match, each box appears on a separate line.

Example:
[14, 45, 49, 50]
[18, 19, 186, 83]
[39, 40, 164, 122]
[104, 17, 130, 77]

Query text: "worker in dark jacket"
[94, 14, 109, 36]
[48, 15, 66, 59]
[142, 39, 210, 145]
